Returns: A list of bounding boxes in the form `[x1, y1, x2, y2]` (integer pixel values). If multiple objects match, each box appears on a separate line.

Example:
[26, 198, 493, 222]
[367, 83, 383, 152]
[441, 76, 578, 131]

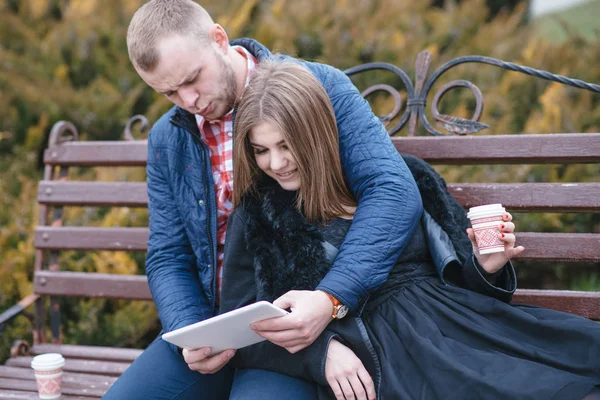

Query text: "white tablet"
[161, 301, 288, 354]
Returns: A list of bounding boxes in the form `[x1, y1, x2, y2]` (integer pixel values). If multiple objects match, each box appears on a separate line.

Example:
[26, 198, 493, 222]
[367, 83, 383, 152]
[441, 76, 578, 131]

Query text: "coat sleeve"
[220, 210, 337, 386]
[420, 204, 517, 304]
[312, 64, 423, 312]
[459, 257, 517, 303]
[146, 127, 212, 334]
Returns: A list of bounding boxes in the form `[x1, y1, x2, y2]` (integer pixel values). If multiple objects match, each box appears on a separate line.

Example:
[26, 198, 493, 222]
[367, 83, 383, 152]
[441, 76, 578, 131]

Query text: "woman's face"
[249, 121, 301, 191]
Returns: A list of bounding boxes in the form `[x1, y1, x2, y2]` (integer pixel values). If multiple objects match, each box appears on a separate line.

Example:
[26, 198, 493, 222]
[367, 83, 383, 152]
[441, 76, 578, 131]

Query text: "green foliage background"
[0, 0, 599, 362]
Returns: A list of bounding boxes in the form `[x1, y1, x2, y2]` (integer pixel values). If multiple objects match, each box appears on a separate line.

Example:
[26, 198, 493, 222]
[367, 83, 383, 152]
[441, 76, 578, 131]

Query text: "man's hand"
[251, 290, 334, 353]
[325, 339, 376, 400]
[181, 347, 235, 374]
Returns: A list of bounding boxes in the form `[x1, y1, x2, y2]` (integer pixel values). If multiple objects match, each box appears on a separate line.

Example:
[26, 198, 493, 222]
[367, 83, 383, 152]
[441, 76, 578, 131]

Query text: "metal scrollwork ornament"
[345, 51, 600, 136]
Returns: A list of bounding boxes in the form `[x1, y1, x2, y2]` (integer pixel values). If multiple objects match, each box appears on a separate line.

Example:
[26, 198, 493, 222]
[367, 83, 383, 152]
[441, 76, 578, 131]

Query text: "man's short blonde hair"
[127, 0, 214, 71]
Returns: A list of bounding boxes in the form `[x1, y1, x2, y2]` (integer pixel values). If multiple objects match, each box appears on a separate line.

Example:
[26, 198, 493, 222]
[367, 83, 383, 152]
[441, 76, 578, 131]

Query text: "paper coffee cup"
[31, 353, 65, 400]
[467, 204, 506, 255]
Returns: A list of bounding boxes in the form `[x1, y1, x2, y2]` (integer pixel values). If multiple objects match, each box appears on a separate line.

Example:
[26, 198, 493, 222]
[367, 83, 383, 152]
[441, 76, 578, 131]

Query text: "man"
[103, 0, 422, 398]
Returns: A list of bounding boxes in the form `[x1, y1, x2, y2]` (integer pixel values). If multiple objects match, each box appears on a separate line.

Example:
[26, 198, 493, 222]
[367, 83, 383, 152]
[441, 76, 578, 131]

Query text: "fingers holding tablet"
[162, 301, 289, 354]
[182, 347, 236, 374]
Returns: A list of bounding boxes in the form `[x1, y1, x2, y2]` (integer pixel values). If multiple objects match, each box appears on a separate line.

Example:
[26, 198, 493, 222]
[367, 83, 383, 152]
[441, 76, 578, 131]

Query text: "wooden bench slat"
[0, 377, 106, 397]
[448, 183, 600, 212]
[44, 141, 147, 166]
[34, 271, 152, 300]
[6, 357, 130, 377]
[34, 227, 148, 251]
[30, 344, 142, 363]
[395, 133, 600, 164]
[516, 233, 600, 261]
[35, 181, 600, 212]
[38, 182, 148, 207]
[41, 134, 600, 166]
[33, 227, 600, 262]
[0, 389, 98, 399]
[0, 365, 117, 385]
[0, 366, 37, 381]
[513, 289, 600, 320]
[31, 271, 600, 319]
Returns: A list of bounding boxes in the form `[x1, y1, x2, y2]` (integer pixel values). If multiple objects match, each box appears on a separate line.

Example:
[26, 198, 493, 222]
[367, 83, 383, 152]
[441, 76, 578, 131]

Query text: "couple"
[104, 1, 600, 399]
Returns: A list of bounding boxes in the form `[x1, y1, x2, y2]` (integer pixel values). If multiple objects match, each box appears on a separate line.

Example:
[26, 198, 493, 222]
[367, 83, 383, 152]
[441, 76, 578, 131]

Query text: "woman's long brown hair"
[233, 60, 357, 223]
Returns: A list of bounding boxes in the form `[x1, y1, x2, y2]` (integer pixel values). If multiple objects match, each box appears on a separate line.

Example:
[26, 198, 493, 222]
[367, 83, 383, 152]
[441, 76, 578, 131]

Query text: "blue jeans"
[102, 337, 317, 399]
[230, 368, 318, 399]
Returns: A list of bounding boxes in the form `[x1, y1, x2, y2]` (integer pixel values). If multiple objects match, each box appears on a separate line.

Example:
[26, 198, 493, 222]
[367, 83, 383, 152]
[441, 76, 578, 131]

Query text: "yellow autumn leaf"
[524, 82, 566, 133]
[65, 0, 98, 18]
[54, 64, 70, 84]
[392, 31, 406, 48]
[28, 0, 49, 19]
[271, 0, 286, 18]
[424, 43, 439, 59]
[91, 251, 138, 275]
[225, 0, 260, 38]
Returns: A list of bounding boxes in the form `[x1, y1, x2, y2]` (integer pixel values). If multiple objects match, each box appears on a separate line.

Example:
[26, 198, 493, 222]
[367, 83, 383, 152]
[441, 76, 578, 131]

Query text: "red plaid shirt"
[195, 46, 257, 304]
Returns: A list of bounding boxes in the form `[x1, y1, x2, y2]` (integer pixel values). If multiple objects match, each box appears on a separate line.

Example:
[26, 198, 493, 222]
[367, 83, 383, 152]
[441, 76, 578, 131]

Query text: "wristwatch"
[324, 292, 349, 319]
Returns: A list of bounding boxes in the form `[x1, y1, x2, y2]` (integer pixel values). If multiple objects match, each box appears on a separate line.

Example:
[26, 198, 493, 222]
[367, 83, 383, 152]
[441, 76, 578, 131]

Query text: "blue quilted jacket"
[145, 38, 423, 333]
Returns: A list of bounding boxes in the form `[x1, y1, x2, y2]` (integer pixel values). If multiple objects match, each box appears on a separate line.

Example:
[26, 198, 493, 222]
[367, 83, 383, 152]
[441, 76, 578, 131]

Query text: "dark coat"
[220, 155, 516, 398]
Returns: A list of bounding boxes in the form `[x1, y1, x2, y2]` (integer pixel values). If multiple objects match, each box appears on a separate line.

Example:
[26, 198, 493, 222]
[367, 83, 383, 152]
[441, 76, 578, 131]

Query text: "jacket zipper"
[171, 113, 217, 312]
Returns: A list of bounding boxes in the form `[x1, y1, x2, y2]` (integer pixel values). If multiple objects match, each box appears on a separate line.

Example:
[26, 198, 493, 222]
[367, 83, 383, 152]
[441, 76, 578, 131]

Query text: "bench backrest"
[30, 51, 600, 344]
[396, 134, 600, 318]
[31, 119, 152, 344]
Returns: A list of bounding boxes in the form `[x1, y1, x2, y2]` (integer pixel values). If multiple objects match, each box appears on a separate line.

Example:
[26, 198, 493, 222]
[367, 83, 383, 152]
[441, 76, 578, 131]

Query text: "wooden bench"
[1, 51, 599, 398]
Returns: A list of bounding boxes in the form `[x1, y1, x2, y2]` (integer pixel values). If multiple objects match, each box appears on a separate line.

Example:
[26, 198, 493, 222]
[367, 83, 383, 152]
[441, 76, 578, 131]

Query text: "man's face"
[137, 34, 238, 120]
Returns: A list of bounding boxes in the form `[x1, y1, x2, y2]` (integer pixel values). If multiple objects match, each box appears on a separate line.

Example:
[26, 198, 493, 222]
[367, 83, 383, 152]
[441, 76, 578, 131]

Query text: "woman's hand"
[467, 212, 525, 274]
[251, 290, 334, 353]
[325, 339, 376, 400]
[181, 347, 235, 374]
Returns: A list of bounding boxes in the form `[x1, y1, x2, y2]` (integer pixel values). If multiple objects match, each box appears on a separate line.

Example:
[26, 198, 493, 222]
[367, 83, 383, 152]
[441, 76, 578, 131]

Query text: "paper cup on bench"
[467, 204, 506, 255]
[31, 353, 65, 399]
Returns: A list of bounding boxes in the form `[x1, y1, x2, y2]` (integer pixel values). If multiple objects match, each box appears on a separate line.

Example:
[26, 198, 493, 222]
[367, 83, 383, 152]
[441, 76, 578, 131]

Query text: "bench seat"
[0, 344, 141, 398]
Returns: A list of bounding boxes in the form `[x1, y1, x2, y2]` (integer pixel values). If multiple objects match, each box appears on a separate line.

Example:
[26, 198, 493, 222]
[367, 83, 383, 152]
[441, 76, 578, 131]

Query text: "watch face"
[336, 305, 349, 319]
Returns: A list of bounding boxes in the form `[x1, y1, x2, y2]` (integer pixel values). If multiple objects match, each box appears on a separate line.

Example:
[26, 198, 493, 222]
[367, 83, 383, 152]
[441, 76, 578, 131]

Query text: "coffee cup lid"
[467, 203, 505, 219]
[31, 353, 65, 371]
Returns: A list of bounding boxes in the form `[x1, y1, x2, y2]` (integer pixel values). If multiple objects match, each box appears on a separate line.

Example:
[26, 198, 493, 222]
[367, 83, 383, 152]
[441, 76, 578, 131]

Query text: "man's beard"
[220, 56, 238, 115]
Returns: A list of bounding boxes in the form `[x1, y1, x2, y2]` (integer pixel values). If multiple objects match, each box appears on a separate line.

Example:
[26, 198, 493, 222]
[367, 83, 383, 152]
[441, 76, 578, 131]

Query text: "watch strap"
[324, 292, 342, 307]
[323, 292, 344, 319]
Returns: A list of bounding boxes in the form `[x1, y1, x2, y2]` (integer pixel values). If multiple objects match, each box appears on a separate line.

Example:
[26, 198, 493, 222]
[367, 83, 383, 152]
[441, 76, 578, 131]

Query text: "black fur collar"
[242, 180, 333, 302]
[241, 155, 472, 301]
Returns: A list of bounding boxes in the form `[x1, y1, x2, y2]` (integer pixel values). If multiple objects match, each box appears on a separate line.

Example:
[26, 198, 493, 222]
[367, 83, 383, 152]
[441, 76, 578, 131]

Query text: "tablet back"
[162, 301, 288, 354]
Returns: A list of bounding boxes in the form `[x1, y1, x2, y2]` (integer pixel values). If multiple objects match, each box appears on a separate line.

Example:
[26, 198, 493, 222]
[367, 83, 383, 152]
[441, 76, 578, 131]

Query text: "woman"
[220, 60, 600, 400]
